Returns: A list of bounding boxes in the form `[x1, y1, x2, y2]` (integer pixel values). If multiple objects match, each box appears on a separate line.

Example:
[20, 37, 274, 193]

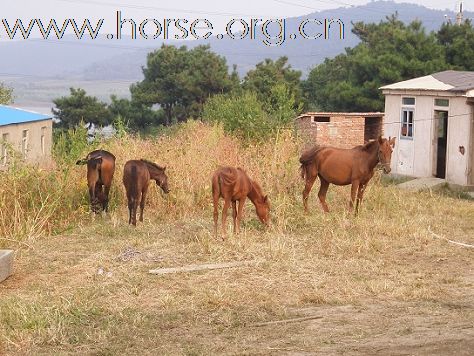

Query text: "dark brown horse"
[300, 136, 396, 214]
[212, 166, 270, 239]
[122, 159, 169, 226]
[76, 149, 116, 212]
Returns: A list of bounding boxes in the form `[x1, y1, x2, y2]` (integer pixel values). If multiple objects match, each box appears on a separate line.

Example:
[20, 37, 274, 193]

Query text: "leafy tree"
[243, 57, 303, 112]
[304, 15, 446, 111]
[132, 45, 235, 125]
[109, 95, 162, 130]
[52, 88, 112, 129]
[0, 83, 13, 105]
[437, 20, 474, 71]
[202, 91, 270, 140]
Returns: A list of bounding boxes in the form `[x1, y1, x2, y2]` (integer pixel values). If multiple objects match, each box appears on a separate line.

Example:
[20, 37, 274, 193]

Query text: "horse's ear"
[389, 136, 396, 147]
[263, 195, 268, 203]
[163, 166, 166, 171]
[378, 135, 384, 144]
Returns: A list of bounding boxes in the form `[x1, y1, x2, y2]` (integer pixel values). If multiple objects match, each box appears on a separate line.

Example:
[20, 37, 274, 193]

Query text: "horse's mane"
[141, 159, 165, 171]
[359, 140, 379, 152]
[299, 145, 324, 164]
[250, 178, 264, 196]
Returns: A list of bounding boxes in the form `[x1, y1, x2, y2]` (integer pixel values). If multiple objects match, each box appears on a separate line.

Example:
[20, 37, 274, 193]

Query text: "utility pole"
[456, 1, 464, 25]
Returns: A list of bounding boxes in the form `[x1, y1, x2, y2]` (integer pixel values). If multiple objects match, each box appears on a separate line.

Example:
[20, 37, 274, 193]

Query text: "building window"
[1, 133, 8, 165]
[22, 129, 29, 158]
[402, 97, 415, 105]
[312, 116, 330, 123]
[401, 109, 414, 138]
[435, 98, 449, 107]
[41, 127, 47, 155]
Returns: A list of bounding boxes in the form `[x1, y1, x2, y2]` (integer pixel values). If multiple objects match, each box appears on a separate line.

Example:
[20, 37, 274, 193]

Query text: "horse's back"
[212, 166, 251, 200]
[123, 160, 149, 192]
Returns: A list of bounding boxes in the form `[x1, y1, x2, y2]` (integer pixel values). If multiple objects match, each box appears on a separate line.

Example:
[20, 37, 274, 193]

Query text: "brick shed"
[295, 112, 384, 148]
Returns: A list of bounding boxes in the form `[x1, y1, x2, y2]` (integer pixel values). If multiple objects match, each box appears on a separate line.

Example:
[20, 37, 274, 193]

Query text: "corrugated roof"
[432, 71, 474, 91]
[0, 105, 52, 126]
[380, 71, 474, 92]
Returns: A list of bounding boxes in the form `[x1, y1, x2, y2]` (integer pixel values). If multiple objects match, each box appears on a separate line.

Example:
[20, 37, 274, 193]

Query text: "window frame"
[21, 129, 29, 158]
[400, 97, 415, 140]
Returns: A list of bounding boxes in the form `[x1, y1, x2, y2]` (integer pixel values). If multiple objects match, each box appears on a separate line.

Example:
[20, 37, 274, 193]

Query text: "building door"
[434, 110, 448, 179]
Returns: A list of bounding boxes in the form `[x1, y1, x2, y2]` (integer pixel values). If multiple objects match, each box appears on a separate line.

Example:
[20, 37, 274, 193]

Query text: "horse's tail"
[300, 164, 307, 180]
[130, 165, 137, 202]
[76, 158, 88, 165]
[211, 172, 221, 200]
[299, 145, 322, 180]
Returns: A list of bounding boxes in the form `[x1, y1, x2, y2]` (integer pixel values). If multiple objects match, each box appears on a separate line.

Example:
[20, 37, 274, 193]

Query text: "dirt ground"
[1, 212, 473, 355]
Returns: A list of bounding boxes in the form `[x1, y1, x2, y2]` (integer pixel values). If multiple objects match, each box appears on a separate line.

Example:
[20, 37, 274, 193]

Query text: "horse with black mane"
[122, 159, 170, 226]
[300, 136, 396, 214]
[76, 149, 116, 213]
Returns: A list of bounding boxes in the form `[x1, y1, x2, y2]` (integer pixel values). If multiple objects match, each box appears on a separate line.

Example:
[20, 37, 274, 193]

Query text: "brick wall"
[296, 115, 364, 148]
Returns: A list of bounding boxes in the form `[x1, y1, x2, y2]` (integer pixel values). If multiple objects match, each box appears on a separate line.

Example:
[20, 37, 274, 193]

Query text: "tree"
[52, 88, 112, 129]
[202, 91, 270, 140]
[304, 15, 446, 112]
[132, 45, 235, 125]
[437, 20, 474, 71]
[243, 57, 303, 112]
[109, 95, 163, 130]
[0, 83, 13, 105]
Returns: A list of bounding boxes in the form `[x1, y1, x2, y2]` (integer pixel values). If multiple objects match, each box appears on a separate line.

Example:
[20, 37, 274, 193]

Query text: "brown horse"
[122, 159, 170, 226]
[212, 166, 270, 239]
[300, 136, 396, 214]
[76, 149, 116, 212]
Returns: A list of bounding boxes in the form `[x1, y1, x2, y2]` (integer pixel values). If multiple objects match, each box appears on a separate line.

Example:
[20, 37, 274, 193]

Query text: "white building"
[380, 71, 474, 188]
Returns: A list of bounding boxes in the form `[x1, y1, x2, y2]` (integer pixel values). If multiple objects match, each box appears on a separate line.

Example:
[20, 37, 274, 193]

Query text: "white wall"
[445, 97, 472, 186]
[383, 91, 472, 186]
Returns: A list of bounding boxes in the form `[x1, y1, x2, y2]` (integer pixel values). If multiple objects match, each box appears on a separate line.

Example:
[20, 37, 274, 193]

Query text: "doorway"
[434, 110, 448, 179]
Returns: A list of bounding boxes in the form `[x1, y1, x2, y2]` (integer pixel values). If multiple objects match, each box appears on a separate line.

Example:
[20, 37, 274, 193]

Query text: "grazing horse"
[76, 149, 116, 212]
[122, 159, 170, 226]
[300, 136, 396, 214]
[212, 166, 270, 239]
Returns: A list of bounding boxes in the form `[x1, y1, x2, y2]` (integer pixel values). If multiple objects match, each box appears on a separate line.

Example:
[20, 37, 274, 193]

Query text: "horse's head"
[156, 167, 170, 194]
[378, 136, 396, 174]
[256, 195, 270, 226]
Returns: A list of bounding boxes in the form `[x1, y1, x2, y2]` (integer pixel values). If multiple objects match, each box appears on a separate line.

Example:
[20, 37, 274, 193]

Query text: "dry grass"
[0, 122, 473, 355]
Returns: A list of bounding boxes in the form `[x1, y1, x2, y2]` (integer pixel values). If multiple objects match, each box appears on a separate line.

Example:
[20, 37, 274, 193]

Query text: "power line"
[54, 0, 268, 18]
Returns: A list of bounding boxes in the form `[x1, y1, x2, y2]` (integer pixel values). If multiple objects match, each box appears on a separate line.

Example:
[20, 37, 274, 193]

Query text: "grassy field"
[1, 122, 473, 355]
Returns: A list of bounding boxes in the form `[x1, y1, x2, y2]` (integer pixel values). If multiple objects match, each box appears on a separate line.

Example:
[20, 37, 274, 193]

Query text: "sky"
[0, 0, 469, 40]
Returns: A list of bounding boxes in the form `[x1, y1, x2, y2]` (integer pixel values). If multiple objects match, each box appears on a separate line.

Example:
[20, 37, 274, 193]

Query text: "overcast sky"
[0, 0, 469, 39]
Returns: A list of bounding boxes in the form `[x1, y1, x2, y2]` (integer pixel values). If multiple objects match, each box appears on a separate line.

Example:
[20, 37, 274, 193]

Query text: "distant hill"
[0, 1, 471, 111]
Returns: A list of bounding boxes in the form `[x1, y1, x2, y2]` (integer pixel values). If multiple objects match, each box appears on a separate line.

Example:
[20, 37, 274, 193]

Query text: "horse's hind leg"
[102, 184, 111, 212]
[139, 186, 148, 222]
[318, 178, 330, 213]
[303, 172, 317, 213]
[221, 198, 231, 240]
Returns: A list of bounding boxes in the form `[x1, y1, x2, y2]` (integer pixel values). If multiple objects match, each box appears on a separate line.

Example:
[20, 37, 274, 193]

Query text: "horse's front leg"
[355, 172, 373, 215]
[232, 201, 237, 234]
[355, 183, 366, 215]
[221, 199, 231, 240]
[236, 198, 246, 234]
[349, 180, 360, 212]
